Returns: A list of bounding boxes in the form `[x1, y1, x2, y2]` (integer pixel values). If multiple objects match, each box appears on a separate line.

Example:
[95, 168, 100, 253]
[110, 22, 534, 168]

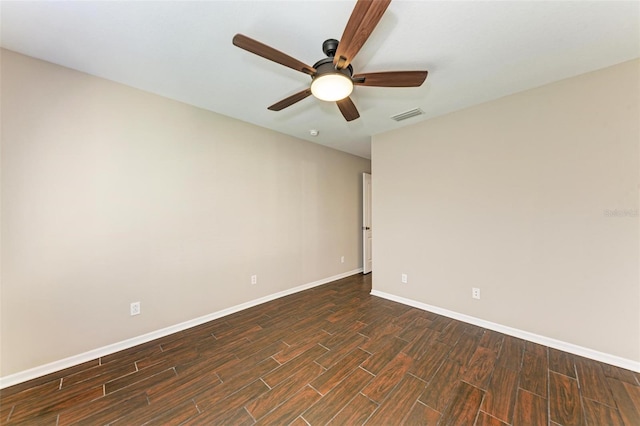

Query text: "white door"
[363, 173, 372, 274]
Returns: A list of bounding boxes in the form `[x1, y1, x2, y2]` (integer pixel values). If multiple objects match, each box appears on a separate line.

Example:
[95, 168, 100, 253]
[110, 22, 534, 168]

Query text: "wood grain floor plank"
[401, 328, 438, 361]
[59, 392, 148, 425]
[245, 362, 324, 420]
[235, 340, 288, 365]
[418, 358, 462, 412]
[273, 331, 331, 364]
[482, 365, 519, 424]
[327, 306, 362, 324]
[327, 393, 379, 426]
[393, 308, 432, 330]
[622, 380, 640, 415]
[100, 343, 162, 367]
[322, 317, 367, 336]
[289, 416, 310, 426]
[408, 341, 450, 383]
[479, 330, 505, 355]
[601, 364, 639, 386]
[359, 323, 405, 353]
[302, 367, 374, 424]
[7, 411, 59, 425]
[1, 380, 62, 410]
[187, 336, 248, 370]
[496, 336, 524, 371]
[397, 317, 433, 342]
[322, 320, 367, 346]
[513, 389, 547, 426]
[448, 333, 481, 366]
[549, 347, 576, 378]
[607, 377, 640, 426]
[214, 323, 264, 344]
[462, 323, 485, 338]
[549, 370, 582, 426]
[173, 349, 236, 378]
[57, 368, 177, 425]
[284, 320, 325, 342]
[583, 398, 624, 425]
[210, 358, 250, 384]
[193, 357, 278, 412]
[361, 352, 413, 403]
[110, 399, 199, 425]
[8, 384, 104, 423]
[322, 317, 355, 336]
[476, 411, 509, 426]
[360, 337, 408, 375]
[254, 385, 321, 425]
[437, 321, 468, 347]
[193, 379, 269, 424]
[365, 374, 426, 425]
[182, 406, 254, 426]
[308, 348, 369, 395]
[104, 362, 173, 395]
[426, 315, 452, 332]
[135, 344, 199, 370]
[461, 346, 497, 390]
[438, 381, 484, 426]
[58, 369, 175, 426]
[0, 360, 98, 399]
[404, 401, 440, 425]
[176, 318, 226, 337]
[60, 361, 137, 390]
[574, 355, 616, 407]
[262, 344, 327, 388]
[1, 402, 13, 423]
[316, 333, 368, 369]
[524, 341, 547, 358]
[378, 299, 412, 317]
[519, 350, 547, 397]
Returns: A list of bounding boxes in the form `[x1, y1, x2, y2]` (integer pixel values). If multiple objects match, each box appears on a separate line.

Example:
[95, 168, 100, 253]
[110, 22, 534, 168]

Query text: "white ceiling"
[1, 1, 639, 159]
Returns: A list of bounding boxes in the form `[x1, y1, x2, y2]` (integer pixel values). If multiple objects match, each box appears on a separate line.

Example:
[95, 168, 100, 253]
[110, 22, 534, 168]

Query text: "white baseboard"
[0, 269, 363, 389]
[371, 289, 640, 373]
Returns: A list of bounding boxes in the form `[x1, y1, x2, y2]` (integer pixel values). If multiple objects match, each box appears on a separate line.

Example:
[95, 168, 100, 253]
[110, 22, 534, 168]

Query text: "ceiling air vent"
[390, 108, 425, 122]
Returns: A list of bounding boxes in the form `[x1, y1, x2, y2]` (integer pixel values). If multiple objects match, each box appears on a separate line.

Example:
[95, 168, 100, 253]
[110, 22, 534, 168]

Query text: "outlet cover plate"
[472, 288, 480, 299]
[130, 302, 141, 316]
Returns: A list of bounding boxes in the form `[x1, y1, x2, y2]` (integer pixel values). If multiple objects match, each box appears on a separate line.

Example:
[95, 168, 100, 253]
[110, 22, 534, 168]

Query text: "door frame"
[362, 172, 372, 274]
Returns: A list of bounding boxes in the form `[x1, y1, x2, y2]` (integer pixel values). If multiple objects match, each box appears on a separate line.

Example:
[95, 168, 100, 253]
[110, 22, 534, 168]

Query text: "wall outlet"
[472, 288, 481, 300]
[401, 273, 408, 284]
[130, 301, 141, 316]
[341, 256, 345, 263]
[251, 275, 257, 285]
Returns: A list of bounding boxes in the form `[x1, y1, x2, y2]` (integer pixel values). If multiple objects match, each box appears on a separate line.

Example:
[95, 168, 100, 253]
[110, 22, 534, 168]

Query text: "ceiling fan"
[232, 0, 428, 122]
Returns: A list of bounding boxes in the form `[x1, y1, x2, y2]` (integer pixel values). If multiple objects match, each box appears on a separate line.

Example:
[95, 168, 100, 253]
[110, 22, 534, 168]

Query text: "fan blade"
[353, 71, 428, 87]
[334, 0, 392, 69]
[268, 89, 312, 111]
[233, 34, 316, 76]
[336, 97, 360, 122]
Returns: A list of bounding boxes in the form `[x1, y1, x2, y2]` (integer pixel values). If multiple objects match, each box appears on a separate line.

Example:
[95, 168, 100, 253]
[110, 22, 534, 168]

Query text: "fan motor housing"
[312, 39, 354, 80]
[312, 57, 353, 80]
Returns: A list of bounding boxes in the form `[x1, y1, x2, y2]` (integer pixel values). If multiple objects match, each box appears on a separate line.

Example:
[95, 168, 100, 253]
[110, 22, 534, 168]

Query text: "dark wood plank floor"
[2, 273, 639, 425]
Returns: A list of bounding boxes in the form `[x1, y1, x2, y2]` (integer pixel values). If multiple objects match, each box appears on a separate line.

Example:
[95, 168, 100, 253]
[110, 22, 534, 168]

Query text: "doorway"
[362, 172, 372, 274]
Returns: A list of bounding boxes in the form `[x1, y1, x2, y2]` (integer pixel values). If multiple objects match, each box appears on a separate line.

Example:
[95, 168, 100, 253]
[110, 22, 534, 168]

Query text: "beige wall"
[372, 59, 639, 363]
[0, 49, 371, 376]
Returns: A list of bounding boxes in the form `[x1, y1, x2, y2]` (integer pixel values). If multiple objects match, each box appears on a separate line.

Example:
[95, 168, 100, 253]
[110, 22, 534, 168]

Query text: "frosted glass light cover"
[311, 73, 354, 101]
